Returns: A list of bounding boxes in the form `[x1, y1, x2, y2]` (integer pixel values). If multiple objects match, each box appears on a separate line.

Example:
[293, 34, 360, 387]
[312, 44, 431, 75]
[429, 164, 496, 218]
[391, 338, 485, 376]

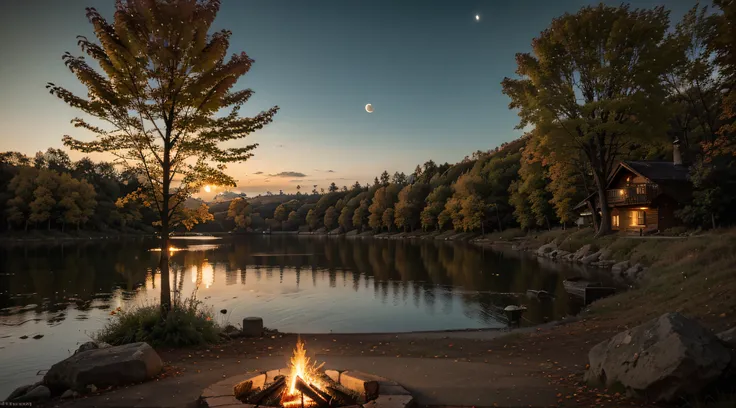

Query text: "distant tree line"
[0, 149, 156, 233]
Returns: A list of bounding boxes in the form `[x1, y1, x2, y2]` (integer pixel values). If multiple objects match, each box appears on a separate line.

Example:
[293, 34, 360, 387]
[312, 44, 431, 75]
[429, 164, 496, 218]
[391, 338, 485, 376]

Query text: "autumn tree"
[227, 197, 252, 230]
[29, 170, 59, 230]
[381, 208, 395, 232]
[323, 206, 337, 230]
[352, 198, 370, 231]
[394, 183, 431, 232]
[502, 4, 675, 235]
[420, 185, 452, 231]
[328, 182, 338, 193]
[306, 209, 319, 230]
[48, 1, 278, 310]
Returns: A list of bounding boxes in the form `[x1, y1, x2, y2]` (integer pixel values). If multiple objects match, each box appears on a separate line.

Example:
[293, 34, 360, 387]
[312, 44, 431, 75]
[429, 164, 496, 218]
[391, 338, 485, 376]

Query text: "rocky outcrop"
[536, 242, 557, 257]
[44, 342, 162, 394]
[581, 250, 602, 265]
[572, 244, 593, 261]
[5, 384, 50, 403]
[718, 327, 736, 348]
[611, 260, 630, 275]
[585, 312, 731, 402]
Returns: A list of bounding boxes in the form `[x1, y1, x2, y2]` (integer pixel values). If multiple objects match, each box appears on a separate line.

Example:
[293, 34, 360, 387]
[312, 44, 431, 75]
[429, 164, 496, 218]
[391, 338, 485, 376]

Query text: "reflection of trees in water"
[1, 236, 593, 328]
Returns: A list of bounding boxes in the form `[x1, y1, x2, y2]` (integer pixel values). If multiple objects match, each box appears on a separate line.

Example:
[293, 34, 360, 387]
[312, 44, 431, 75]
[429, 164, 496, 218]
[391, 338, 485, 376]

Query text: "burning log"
[294, 376, 330, 408]
[324, 386, 359, 406]
[244, 375, 286, 404]
[233, 379, 253, 402]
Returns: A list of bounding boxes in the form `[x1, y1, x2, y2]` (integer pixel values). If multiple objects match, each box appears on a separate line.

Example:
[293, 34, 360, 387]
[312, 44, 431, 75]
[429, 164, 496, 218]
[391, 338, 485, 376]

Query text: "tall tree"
[502, 4, 675, 235]
[29, 170, 59, 230]
[328, 182, 338, 193]
[379, 171, 390, 186]
[48, 1, 278, 310]
[323, 206, 337, 230]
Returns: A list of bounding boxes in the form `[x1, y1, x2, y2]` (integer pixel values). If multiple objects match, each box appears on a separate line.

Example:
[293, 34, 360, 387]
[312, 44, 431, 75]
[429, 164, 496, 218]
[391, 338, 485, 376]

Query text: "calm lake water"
[0, 235, 606, 397]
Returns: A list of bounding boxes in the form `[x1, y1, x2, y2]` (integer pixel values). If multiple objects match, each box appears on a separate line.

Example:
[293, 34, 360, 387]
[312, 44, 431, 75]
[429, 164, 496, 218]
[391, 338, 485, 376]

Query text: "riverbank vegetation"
[96, 294, 220, 348]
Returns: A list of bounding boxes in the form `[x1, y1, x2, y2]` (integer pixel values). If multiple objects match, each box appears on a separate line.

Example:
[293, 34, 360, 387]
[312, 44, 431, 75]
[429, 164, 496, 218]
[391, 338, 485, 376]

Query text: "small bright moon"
[204, 185, 212, 193]
[365, 103, 374, 113]
[475, 14, 480, 21]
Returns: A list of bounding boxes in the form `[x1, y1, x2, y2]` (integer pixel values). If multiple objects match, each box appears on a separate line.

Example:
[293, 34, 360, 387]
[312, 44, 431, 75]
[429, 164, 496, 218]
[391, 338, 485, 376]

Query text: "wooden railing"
[606, 183, 659, 205]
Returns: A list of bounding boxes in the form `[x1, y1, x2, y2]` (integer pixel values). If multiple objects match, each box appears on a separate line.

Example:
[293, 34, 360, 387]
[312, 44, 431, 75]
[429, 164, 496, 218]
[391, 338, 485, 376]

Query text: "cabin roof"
[614, 161, 690, 185]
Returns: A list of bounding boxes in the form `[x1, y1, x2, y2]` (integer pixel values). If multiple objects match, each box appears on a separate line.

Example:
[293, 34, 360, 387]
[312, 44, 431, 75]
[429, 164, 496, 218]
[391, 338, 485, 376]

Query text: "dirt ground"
[148, 315, 657, 408]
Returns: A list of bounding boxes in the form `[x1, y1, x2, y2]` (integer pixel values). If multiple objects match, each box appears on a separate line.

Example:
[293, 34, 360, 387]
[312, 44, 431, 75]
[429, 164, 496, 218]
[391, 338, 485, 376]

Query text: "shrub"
[96, 295, 220, 348]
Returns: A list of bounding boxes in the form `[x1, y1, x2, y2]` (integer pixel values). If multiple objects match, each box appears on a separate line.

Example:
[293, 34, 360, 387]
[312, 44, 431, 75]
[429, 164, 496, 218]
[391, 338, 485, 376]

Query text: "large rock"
[5, 384, 35, 402]
[573, 244, 593, 261]
[44, 342, 162, 394]
[13, 385, 50, 403]
[718, 327, 736, 348]
[581, 250, 602, 265]
[536, 242, 557, 257]
[624, 263, 645, 281]
[611, 261, 630, 275]
[585, 313, 731, 402]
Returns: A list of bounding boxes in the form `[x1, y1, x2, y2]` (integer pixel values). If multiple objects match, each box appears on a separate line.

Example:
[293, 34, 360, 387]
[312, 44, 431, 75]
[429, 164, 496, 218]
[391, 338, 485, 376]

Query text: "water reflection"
[0, 235, 614, 397]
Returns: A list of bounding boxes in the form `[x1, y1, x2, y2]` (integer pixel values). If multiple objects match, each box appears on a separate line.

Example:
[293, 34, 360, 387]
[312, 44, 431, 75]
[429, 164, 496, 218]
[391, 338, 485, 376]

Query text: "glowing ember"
[282, 337, 326, 407]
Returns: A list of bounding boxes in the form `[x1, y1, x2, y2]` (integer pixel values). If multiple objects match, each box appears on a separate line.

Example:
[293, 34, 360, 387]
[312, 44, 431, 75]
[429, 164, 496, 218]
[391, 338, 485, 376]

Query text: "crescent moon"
[365, 104, 374, 113]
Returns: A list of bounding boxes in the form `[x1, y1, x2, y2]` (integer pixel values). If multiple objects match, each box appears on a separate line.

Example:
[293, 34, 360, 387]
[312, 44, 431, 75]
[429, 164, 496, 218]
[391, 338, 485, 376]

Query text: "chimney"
[673, 138, 683, 166]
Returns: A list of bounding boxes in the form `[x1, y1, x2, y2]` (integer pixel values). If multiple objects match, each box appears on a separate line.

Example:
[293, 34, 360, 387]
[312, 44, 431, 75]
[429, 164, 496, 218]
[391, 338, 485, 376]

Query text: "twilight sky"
[0, 0, 694, 197]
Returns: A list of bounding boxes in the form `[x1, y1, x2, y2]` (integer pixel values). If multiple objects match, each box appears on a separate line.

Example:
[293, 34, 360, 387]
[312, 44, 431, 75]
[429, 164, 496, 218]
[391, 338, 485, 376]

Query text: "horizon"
[0, 0, 694, 198]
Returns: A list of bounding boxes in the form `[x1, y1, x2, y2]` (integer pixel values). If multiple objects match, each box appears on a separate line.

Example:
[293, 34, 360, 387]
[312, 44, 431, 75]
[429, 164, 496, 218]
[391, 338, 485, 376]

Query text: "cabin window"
[635, 210, 646, 226]
[612, 215, 619, 227]
[636, 184, 646, 195]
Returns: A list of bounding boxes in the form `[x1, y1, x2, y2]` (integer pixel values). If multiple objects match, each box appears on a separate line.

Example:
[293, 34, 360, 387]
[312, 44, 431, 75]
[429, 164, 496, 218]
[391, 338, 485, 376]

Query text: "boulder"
[598, 248, 612, 260]
[75, 341, 99, 354]
[5, 384, 35, 402]
[624, 263, 645, 281]
[13, 385, 50, 403]
[43, 342, 162, 394]
[581, 250, 602, 265]
[60, 389, 78, 399]
[536, 242, 557, 257]
[573, 244, 593, 261]
[585, 312, 731, 402]
[717, 327, 736, 348]
[611, 261, 630, 275]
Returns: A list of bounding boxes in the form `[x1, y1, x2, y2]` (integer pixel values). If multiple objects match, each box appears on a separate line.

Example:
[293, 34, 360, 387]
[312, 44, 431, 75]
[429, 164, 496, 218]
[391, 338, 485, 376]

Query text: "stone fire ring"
[201, 368, 414, 408]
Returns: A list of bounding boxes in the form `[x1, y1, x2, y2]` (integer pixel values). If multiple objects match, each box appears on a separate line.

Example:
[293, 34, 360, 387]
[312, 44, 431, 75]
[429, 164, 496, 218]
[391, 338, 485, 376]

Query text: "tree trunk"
[593, 172, 612, 236]
[544, 215, 551, 231]
[47, 218, 51, 231]
[711, 212, 716, 230]
[160, 143, 172, 314]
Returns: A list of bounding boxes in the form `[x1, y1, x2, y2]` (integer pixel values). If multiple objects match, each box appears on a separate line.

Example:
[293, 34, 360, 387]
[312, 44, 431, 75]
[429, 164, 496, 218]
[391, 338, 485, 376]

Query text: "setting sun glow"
[204, 185, 212, 193]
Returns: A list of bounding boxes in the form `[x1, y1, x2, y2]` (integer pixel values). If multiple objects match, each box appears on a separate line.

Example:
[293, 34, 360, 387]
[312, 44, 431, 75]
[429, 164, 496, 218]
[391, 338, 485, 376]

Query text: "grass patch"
[588, 230, 736, 332]
[96, 294, 220, 348]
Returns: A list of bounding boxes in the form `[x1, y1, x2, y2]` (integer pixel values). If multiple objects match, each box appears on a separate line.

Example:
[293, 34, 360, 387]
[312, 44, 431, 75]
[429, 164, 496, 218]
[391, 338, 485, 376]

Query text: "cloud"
[277, 144, 285, 148]
[327, 170, 335, 173]
[270, 171, 307, 178]
[254, 171, 264, 175]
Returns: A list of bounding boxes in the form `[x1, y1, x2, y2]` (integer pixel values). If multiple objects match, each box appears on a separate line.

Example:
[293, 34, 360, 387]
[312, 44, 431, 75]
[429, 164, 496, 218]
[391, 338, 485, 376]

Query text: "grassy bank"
[479, 227, 736, 332]
[0, 229, 152, 244]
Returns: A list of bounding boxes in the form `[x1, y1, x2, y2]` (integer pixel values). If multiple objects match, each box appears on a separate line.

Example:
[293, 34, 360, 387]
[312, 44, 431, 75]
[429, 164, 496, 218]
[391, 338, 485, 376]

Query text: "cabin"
[574, 140, 691, 234]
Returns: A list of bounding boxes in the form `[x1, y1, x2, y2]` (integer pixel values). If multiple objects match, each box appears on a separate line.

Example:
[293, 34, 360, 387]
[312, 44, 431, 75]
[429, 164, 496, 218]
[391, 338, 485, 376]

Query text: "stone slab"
[378, 385, 411, 396]
[340, 370, 398, 394]
[325, 369, 341, 383]
[363, 395, 415, 408]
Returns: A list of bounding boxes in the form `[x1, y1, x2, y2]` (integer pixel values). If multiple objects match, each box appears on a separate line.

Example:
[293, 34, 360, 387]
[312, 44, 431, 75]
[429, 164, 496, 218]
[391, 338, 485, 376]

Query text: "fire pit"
[200, 338, 414, 408]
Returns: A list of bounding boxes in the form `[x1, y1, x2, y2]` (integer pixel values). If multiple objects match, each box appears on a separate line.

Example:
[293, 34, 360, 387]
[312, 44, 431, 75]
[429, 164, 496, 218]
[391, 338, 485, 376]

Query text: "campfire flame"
[282, 337, 326, 407]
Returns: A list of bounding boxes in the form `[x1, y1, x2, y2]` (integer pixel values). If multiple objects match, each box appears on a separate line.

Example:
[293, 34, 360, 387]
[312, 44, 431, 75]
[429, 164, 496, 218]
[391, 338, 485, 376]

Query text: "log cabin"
[574, 140, 692, 234]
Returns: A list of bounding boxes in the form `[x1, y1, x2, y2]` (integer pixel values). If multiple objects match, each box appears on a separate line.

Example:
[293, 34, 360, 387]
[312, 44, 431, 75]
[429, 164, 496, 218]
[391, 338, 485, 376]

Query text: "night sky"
[0, 0, 695, 196]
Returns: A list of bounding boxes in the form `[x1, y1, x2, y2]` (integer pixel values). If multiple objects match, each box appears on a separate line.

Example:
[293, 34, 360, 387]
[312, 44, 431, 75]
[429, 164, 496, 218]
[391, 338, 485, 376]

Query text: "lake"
[0, 235, 606, 397]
